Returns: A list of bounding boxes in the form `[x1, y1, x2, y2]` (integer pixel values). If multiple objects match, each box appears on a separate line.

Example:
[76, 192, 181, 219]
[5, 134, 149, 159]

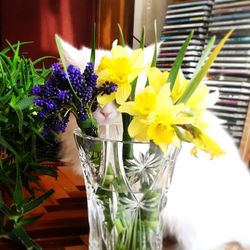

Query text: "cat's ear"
[55, 36, 90, 72]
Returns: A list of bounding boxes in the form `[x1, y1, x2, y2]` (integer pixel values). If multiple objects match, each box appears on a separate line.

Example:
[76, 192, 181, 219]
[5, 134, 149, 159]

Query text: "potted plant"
[0, 41, 58, 249]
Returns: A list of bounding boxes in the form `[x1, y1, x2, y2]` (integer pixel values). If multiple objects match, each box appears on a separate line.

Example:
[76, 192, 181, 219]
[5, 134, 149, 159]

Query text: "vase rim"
[73, 128, 152, 145]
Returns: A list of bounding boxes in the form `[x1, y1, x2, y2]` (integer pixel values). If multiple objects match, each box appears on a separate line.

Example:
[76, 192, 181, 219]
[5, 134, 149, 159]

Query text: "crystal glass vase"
[74, 128, 180, 250]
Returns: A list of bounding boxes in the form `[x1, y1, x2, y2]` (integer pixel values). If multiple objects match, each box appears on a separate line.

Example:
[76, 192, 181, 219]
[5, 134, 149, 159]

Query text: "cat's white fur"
[57, 37, 250, 250]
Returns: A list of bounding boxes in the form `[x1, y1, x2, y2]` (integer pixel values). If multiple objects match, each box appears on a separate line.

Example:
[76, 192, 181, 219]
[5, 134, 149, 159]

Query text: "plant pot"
[74, 128, 180, 250]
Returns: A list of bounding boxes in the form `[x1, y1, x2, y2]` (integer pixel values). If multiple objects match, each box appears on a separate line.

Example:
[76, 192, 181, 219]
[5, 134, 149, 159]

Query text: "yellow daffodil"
[191, 132, 225, 158]
[147, 67, 169, 93]
[147, 85, 193, 151]
[118, 86, 158, 141]
[180, 125, 224, 158]
[118, 84, 193, 151]
[171, 70, 189, 102]
[186, 82, 210, 110]
[97, 45, 144, 106]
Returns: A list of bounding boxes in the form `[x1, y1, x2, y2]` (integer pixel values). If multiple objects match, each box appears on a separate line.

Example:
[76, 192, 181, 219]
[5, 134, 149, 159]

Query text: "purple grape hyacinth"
[32, 62, 117, 137]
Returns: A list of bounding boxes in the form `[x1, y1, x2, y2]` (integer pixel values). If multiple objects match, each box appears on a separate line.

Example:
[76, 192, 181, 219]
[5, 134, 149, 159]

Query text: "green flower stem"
[77, 118, 98, 137]
[122, 113, 133, 160]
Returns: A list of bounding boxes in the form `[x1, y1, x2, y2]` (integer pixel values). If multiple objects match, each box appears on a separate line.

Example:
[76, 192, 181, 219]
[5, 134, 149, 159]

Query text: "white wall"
[133, 0, 167, 48]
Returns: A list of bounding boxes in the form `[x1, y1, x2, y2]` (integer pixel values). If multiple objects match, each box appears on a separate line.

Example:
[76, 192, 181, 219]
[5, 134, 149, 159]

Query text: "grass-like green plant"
[0, 41, 58, 249]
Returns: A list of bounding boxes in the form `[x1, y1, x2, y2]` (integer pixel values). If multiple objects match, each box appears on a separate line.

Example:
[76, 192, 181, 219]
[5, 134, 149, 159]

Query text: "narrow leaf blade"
[118, 24, 125, 47]
[151, 20, 158, 68]
[167, 30, 194, 89]
[177, 29, 234, 104]
[90, 23, 96, 65]
[192, 35, 215, 79]
[22, 189, 54, 215]
[13, 164, 24, 206]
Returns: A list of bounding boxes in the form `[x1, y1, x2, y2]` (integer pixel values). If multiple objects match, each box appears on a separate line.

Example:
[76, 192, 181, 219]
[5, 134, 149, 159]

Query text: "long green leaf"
[0, 135, 18, 157]
[22, 189, 54, 215]
[131, 27, 146, 100]
[12, 227, 42, 250]
[10, 104, 24, 134]
[167, 30, 194, 90]
[55, 34, 81, 103]
[0, 114, 8, 122]
[9, 40, 20, 72]
[16, 214, 43, 228]
[0, 193, 11, 216]
[0, 52, 12, 66]
[32, 56, 56, 66]
[13, 164, 24, 206]
[90, 23, 96, 65]
[1, 41, 32, 54]
[118, 24, 125, 47]
[191, 35, 215, 79]
[177, 29, 234, 104]
[55, 34, 67, 72]
[140, 26, 145, 49]
[151, 19, 158, 67]
[16, 96, 35, 110]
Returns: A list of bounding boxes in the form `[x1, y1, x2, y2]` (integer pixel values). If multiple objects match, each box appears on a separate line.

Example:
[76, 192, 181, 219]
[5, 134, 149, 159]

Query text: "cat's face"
[93, 101, 120, 125]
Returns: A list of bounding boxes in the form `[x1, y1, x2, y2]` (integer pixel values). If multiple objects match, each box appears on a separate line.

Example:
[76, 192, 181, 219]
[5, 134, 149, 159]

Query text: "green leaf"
[167, 30, 194, 90]
[55, 34, 81, 103]
[1, 41, 32, 55]
[55, 34, 68, 72]
[118, 24, 125, 47]
[16, 214, 43, 228]
[0, 114, 8, 122]
[0, 134, 18, 157]
[151, 19, 158, 68]
[29, 163, 58, 179]
[0, 52, 12, 66]
[32, 56, 56, 66]
[13, 164, 24, 206]
[131, 26, 146, 100]
[10, 104, 24, 133]
[22, 189, 54, 215]
[140, 26, 145, 49]
[177, 29, 234, 104]
[16, 96, 35, 110]
[12, 227, 42, 250]
[191, 35, 215, 80]
[90, 23, 96, 65]
[8, 40, 21, 72]
[0, 175, 15, 185]
[0, 193, 11, 216]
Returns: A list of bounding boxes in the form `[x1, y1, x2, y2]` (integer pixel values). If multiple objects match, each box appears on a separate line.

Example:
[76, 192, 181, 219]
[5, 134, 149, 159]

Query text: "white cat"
[57, 37, 250, 250]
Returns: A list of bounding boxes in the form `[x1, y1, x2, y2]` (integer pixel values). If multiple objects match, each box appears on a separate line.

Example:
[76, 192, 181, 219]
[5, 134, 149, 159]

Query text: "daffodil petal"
[111, 45, 128, 58]
[97, 92, 115, 108]
[117, 102, 140, 116]
[147, 67, 169, 93]
[128, 117, 148, 141]
[155, 84, 172, 111]
[187, 82, 209, 110]
[135, 86, 157, 115]
[172, 70, 189, 102]
[129, 49, 144, 68]
[116, 83, 131, 104]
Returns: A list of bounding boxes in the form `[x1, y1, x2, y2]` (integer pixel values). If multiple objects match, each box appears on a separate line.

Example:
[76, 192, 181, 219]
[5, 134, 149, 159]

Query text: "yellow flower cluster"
[96, 44, 224, 158]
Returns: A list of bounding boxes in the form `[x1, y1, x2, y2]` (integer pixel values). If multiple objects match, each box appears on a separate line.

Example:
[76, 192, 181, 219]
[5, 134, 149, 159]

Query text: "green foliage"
[0, 41, 57, 249]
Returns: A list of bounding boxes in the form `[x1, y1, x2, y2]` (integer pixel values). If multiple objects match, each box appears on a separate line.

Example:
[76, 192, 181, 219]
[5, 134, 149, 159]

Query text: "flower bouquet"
[32, 24, 232, 250]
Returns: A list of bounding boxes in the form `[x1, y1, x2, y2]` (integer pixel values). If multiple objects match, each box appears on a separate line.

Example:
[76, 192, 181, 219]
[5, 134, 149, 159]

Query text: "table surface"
[0, 162, 178, 250]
